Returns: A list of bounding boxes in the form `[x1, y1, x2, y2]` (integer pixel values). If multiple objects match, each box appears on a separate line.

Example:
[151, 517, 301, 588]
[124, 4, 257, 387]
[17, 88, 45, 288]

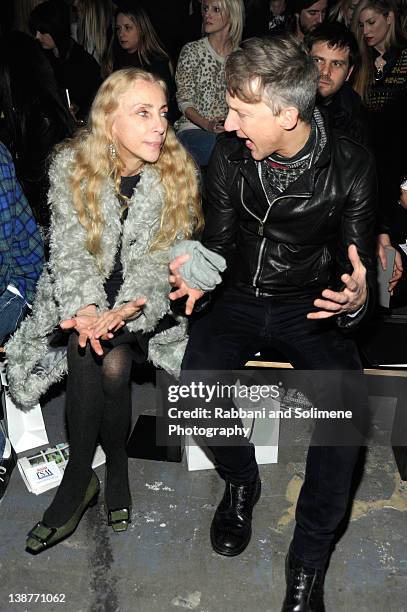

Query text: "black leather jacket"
[317, 83, 369, 147]
[202, 123, 377, 325]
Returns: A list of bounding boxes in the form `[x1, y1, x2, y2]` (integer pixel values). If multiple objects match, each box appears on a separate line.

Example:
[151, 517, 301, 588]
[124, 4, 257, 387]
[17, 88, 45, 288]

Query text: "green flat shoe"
[107, 507, 131, 533]
[25, 471, 100, 554]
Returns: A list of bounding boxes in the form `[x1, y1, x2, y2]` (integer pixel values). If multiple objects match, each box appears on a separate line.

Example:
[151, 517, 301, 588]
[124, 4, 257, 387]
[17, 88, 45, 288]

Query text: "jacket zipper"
[240, 171, 310, 296]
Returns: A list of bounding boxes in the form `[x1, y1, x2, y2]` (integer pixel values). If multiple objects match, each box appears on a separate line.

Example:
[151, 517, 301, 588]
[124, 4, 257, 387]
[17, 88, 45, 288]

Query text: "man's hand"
[307, 245, 367, 319]
[60, 304, 104, 355]
[169, 254, 204, 315]
[92, 298, 146, 339]
[377, 233, 403, 294]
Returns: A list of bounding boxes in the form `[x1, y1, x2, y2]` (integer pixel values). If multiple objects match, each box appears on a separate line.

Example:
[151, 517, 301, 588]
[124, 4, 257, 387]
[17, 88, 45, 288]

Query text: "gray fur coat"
[6, 147, 188, 408]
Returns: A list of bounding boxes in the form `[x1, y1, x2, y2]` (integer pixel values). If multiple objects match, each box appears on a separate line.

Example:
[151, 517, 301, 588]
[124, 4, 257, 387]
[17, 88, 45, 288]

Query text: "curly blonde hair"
[60, 68, 203, 264]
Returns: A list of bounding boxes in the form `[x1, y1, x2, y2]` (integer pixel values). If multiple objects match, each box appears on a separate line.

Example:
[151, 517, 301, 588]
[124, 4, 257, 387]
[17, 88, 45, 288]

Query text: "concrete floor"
[1, 377, 406, 612]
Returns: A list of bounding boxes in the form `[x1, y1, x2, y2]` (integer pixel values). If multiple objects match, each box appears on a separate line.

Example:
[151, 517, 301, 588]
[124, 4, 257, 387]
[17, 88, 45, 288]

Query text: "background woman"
[6, 68, 202, 553]
[352, 0, 407, 217]
[352, 0, 407, 298]
[0, 31, 76, 228]
[175, 0, 245, 166]
[329, 0, 359, 26]
[29, 0, 101, 121]
[110, 1, 176, 116]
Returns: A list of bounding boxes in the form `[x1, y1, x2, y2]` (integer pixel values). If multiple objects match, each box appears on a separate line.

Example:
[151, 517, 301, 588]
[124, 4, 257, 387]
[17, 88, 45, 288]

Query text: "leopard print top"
[175, 37, 229, 132]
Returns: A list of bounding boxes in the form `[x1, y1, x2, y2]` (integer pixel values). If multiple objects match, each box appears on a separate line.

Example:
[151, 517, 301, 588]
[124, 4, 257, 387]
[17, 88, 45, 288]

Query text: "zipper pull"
[258, 223, 264, 236]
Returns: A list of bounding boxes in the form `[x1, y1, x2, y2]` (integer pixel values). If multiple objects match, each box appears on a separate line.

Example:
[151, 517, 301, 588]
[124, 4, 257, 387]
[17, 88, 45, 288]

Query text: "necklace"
[374, 55, 386, 80]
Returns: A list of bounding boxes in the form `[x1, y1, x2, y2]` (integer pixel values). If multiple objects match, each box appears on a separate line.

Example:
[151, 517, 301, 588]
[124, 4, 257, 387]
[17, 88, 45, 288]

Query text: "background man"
[305, 22, 403, 295]
[170, 35, 377, 611]
[305, 22, 369, 144]
[291, 0, 327, 41]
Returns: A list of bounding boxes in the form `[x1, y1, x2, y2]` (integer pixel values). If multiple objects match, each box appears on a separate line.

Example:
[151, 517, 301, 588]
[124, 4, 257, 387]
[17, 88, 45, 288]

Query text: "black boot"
[210, 476, 261, 556]
[281, 548, 326, 612]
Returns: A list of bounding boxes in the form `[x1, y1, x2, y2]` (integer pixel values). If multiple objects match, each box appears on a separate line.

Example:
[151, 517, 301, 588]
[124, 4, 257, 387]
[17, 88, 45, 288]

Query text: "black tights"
[43, 333, 134, 526]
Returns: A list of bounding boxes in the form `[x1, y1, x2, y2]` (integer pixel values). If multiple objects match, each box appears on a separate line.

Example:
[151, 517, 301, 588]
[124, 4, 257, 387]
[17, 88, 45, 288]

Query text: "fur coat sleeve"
[47, 148, 111, 318]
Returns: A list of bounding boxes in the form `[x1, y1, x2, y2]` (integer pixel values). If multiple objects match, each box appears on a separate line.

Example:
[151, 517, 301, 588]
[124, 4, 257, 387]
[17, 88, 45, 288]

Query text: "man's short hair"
[304, 23, 360, 68]
[225, 35, 319, 123]
[292, 0, 321, 14]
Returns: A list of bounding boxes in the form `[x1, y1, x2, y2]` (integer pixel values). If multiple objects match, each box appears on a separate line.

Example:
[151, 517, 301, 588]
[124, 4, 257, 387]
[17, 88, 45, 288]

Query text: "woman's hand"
[60, 304, 105, 354]
[377, 233, 403, 294]
[184, 107, 225, 133]
[169, 254, 205, 315]
[206, 117, 225, 134]
[92, 298, 147, 340]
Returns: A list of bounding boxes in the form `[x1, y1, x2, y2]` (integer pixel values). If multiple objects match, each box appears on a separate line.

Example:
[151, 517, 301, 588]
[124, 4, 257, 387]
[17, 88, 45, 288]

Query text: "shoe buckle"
[107, 508, 130, 525]
[28, 522, 58, 545]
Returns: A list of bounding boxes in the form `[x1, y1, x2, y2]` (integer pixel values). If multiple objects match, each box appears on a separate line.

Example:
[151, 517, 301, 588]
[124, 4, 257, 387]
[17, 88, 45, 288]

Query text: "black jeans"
[181, 288, 367, 567]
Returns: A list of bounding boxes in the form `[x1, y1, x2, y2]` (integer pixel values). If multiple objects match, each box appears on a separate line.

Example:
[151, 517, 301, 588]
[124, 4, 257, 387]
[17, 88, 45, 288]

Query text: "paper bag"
[1, 362, 49, 453]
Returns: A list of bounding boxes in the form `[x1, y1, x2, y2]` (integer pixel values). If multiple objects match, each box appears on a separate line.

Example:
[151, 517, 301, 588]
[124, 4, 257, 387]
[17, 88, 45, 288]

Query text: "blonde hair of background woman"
[59, 68, 203, 263]
[13, 0, 45, 34]
[76, 0, 113, 77]
[204, 0, 245, 50]
[399, 0, 407, 36]
[329, 0, 354, 26]
[351, 0, 403, 101]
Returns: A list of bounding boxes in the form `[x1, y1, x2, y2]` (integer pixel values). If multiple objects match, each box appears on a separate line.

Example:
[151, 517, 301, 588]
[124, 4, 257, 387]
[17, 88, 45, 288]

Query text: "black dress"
[102, 174, 176, 362]
[366, 47, 407, 222]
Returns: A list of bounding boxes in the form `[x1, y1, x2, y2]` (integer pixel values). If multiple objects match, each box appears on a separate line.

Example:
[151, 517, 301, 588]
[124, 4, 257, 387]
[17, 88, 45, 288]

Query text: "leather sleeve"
[201, 140, 239, 266]
[336, 144, 378, 329]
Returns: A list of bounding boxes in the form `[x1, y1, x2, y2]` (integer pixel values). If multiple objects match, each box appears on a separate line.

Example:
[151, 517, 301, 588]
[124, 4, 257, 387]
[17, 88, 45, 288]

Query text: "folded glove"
[170, 240, 227, 291]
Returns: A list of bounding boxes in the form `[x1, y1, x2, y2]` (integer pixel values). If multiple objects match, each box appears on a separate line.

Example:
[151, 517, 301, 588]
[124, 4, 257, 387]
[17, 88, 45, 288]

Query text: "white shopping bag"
[4, 389, 49, 453]
[0, 362, 49, 453]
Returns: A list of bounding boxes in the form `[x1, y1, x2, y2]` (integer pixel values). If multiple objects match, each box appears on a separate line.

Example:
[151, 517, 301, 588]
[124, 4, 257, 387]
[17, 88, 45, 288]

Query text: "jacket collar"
[372, 45, 400, 63]
[226, 111, 332, 196]
[317, 82, 362, 119]
[226, 111, 331, 169]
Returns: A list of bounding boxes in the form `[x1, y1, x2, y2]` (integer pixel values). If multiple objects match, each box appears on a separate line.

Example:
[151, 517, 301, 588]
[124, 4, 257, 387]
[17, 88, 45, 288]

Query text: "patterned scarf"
[259, 108, 327, 202]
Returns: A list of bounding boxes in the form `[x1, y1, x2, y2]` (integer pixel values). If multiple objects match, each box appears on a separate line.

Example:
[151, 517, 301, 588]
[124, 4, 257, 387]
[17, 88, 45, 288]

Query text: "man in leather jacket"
[170, 35, 377, 611]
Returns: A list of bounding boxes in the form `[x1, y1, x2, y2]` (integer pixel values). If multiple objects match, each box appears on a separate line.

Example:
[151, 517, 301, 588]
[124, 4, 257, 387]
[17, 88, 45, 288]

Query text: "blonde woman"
[352, 0, 406, 103]
[6, 68, 202, 553]
[329, 0, 359, 25]
[175, 0, 245, 166]
[351, 0, 407, 244]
